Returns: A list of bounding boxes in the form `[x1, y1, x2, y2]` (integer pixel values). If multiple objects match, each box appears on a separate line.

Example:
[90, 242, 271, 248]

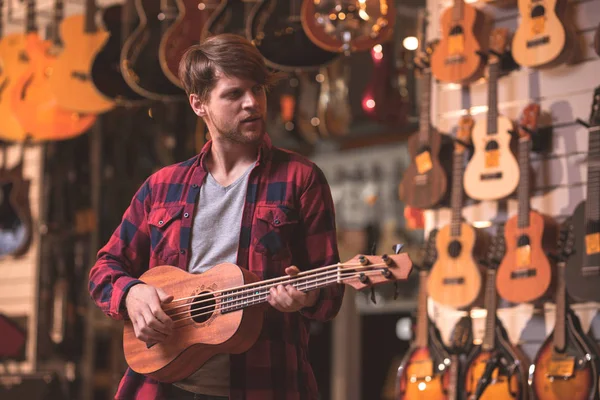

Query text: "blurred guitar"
[48, 0, 115, 114]
[202, 0, 257, 40]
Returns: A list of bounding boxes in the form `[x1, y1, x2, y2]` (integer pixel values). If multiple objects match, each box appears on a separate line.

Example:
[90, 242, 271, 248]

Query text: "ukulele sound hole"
[485, 140, 499, 151]
[517, 235, 530, 247]
[448, 240, 462, 258]
[190, 291, 216, 324]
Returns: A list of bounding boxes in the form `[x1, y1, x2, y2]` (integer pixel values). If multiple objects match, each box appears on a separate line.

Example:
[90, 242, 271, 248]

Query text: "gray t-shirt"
[174, 162, 254, 395]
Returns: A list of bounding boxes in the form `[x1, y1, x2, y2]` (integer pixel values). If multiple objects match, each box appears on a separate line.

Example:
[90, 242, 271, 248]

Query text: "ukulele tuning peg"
[370, 287, 377, 304]
[359, 255, 369, 266]
[381, 254, 393, 267]
[393, 244, 404, 254]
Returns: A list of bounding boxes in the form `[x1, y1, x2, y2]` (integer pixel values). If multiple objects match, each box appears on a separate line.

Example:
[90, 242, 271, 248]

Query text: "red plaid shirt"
[88, 134, 345, 400]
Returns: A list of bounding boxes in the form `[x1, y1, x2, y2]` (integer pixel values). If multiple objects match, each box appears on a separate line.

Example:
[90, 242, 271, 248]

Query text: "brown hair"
[178, 34, 282, 102]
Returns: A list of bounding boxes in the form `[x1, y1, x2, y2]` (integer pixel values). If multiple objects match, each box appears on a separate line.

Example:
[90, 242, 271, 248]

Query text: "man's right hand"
[125, 284, 174, 344]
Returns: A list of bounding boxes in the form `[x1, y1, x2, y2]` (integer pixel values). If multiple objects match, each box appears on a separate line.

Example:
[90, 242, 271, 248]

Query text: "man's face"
[193, 70, 267, 145]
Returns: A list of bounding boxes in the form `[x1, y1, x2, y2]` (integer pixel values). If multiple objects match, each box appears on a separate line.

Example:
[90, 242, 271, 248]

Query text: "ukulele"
[121, 0, 184, 100]
[464, 232, 530, 400]
[463, 28, 519, 202]
[11, 0, 97, 142]
[160, 0, 219, 87]
[0, 0, 29, 141]
[123, 253, 413, 382]
[428, 115, 488, 309]
[90, 0, 146, 104]
[531, 223, 600, 400]
[564, 86, 600, 302]
[396, 230, 453, 399]
[202, 0, 257, 40]
[400, 13, 448, 210]
[0, 141, 33, 258]
[511, 0, 571, 68]
[47, 0, 115, 114]
[247, 0, 339, 71]
[300, 0, 395, 54]
[496, 103, 558, 304]
[430, 0, 489, 85]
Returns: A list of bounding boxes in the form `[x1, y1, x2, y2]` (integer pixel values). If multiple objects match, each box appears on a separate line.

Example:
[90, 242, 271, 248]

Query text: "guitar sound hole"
[517, 235, 530, 247]
[485, 140, 499, 151]
[449, 25, 464, 36]
[448, 240, 462, 258]
[530, 5, 545, 19]
[190, 291, 216, 324]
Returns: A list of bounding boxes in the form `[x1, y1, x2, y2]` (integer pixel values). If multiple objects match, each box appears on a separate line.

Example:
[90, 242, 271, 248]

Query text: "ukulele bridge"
[526, 36, 550, 48]
[510, 268, 536, 279]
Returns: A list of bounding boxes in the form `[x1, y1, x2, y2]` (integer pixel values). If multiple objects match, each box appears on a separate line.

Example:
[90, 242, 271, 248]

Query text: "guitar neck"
[418, 69, 432, 147]
[517, 137, 531, 228]
[487, 62, 499, 136]
[414, 270, 429, 348]
[447, 354, 460, 400]
[585, 125, 600, 223]
[26, 0, 37, 33]
[553, 262, 567, 351]
[450, 151, 465, 237]
[452, 0, 465, 22]
[482, 269, 498, 351]
[84, 0, 98, 34]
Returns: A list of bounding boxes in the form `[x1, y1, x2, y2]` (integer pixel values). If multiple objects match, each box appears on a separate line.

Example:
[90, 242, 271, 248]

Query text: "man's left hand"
[268, 266, 319, 312]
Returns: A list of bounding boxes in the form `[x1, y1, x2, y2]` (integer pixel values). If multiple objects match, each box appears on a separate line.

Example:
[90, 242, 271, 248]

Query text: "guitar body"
[463, 115, 519, 201]
[160, 0, 216, 87]
[430, 2, 489, 84]
[247, 0, 338, 71]
[496, 211, 557, 304]
[318, 58, 351, 137]
[91, 4, 146, 103]
[11, 34, 96, 141]
[399, 128, 448, 209]
[48, 15, 115, 114]
[428, 223, 484, 309]
[512, 0, 569, 68]
[121, 0, 183, 100]
[0, 34, 29, 140]
[565, 201, 600, 302]
[464, 328, 530, 399]
[123, 264, 264, 383]
[531, 313, 599, 400]
[203, 0, 250, 39]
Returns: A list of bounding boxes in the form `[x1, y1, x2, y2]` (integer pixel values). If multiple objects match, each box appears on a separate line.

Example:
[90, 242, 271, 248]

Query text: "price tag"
[448, 35, 465, 54]
[485, 150, 500, 168]
[531, 17, 546, 35]
[586, 233, 600, 255]
[547, 356, 575, 378]
[416, 151, 433, 175]
[517, 245, 531, 267]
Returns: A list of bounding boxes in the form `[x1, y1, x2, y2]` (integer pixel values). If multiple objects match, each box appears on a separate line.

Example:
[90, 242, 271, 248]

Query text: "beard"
[207, 108, 265, 145]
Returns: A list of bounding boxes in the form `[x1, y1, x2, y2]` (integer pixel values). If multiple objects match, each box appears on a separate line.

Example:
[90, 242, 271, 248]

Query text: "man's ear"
[189, 94, 206, 117]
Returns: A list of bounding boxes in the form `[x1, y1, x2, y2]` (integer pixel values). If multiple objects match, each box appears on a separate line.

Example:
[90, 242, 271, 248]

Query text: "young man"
[88, 34, 345, 400]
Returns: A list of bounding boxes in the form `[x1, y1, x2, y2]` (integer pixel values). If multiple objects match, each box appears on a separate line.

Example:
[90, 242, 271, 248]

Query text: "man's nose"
[242, 91, 260, 109]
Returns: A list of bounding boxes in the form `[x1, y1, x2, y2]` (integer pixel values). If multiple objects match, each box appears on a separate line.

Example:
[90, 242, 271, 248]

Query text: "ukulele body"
[91, 4, 146, 104]
[247, 0, 338, 71]
[428, 223, 485, 309]
[496, 211, 557, 304]
[123, 264, 264, 383]
[11, 34, 96, 141]
[463, 115, 519, 201]
[465, 326, 530, 400]
[400, 128, 448, 209]
[121, 0, 183, 100]
[565, 201, 600, 302]
[0, 33, 29, 140]
[160, 0, 216, 87]
[48, 15, 115, 114]
[430, 2, 489, 84]
[512, 0, 569, 68]
[531, 312, 599, 400]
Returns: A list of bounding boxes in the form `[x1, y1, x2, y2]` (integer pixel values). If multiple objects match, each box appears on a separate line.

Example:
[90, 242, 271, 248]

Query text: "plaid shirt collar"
[196, 133, 273, 171]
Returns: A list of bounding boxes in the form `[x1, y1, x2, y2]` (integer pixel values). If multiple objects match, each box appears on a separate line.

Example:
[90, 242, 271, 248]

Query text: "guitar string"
[163, 262, 390, 317]
[169, 269, 388, 327]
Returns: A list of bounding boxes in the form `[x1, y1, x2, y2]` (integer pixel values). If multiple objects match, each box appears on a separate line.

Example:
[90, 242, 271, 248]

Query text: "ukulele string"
[164, 262, 389, 318]
[169, 269, 390, 327]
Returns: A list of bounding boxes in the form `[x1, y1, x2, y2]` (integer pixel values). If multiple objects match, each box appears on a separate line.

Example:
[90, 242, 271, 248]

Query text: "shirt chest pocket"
[253, 205, 299, 261]
[148, 205, 184, 259]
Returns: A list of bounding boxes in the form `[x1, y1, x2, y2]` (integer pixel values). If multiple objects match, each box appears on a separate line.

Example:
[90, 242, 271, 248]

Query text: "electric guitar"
[430, 0, 490, 84]
[247, 0, 339, 71]
[396, 230, 453, 399]
[511, 0, 571, 68]
[464, 232, 530, 400]
[463, 28, 519, 202]
[47, 0, 115, 114]
[496, 103, 558, 304]
[90, 0, 146, 104]
[11, 0, 97, 142]
[564, 86, 600, 302]
[160, 0, 219, 88]
[400, 13, 448, 210]
[531, 223, 600, 400]
[123, 254, 413, 382]
[121, 0, 184, 100]
[428, 115, 488, 309]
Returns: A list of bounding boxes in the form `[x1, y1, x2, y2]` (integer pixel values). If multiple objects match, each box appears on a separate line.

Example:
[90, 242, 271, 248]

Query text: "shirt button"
[273, 219, 280, 225]
[180, 249, 186, 254]
[184, 213, 189, 218]
[158, 220, 164, 225]
[192, 184, 198, 188]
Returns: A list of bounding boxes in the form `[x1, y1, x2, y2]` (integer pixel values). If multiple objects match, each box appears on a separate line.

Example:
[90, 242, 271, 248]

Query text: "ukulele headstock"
[415, 229, 438, 272]
[485, 231, 506, 271]
[590, 86, 600, 127]
[455, 114, 474, 153]
[518, 103, 540, 140]
[489, 28, 509, 63]
[556, 221, 575, 263]
[341, 253, 413, 290]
